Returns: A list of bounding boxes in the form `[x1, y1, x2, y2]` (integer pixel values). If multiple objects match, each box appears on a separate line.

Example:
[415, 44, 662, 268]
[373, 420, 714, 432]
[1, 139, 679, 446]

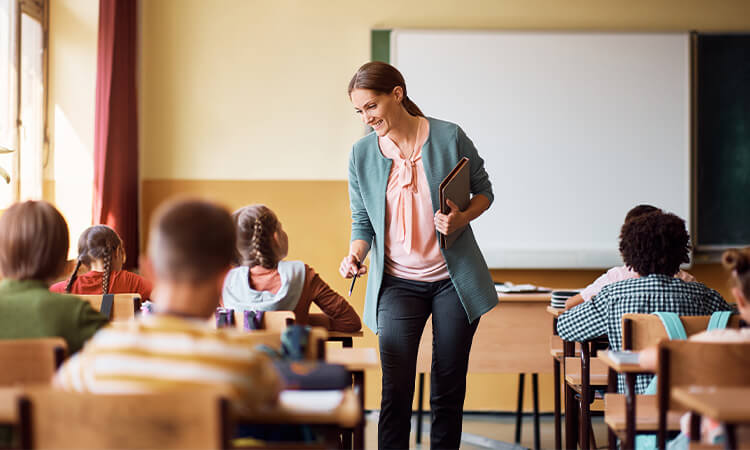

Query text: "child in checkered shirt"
[565, 204, 695, 311]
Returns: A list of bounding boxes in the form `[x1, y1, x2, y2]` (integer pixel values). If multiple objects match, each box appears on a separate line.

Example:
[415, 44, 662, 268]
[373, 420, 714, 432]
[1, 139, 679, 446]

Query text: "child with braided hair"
[222, 205, 361, 332]
[50, 225, 152, 300]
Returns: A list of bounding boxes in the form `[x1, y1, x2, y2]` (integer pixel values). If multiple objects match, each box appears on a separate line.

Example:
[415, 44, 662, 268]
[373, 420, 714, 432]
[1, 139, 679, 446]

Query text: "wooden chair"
[76, 293, 142, 322]
[16, 388, 232, 449]
[605, 314, 742, 449]
[0, 338, 67, 386]
[657, 341, 750, 450]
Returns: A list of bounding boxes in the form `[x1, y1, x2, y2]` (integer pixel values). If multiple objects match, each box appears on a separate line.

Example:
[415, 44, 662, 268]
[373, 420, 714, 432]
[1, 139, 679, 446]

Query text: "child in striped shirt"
[54, 199, 281, 411]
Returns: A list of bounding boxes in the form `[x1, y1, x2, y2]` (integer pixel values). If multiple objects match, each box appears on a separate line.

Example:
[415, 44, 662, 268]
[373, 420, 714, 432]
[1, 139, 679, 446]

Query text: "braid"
[102, 247, 112, 294]
[64, 259, 83, 293]
[250, 215, 277, 269]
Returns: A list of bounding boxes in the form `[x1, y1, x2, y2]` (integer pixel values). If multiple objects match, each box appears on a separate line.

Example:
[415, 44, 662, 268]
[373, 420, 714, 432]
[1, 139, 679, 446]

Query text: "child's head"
[623, 204, 660, 224]
[619, 211, 690, 276]
[0, 200, 69, 282]
[723, 247, 750, 321]
[66, 225, 124, 294]
[233, 204, 288, 269]
[147, 198, 236, 317]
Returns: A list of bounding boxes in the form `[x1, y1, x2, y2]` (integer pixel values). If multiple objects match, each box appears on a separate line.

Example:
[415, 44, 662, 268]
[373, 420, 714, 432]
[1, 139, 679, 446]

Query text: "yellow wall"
[32, 0, 732, 412]
[46, 0, 98, 257]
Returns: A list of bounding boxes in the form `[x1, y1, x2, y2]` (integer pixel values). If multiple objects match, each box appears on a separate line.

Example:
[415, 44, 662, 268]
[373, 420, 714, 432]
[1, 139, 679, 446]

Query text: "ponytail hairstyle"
[233, 205, 281, 269]
[65, 225, 122, 294]
[723, 247, 750, 300]
[348, 61, 424, 117]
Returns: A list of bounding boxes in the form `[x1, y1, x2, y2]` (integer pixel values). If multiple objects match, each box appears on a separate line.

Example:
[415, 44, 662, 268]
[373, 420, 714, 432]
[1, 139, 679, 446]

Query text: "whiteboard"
[390, 30, 691, 268]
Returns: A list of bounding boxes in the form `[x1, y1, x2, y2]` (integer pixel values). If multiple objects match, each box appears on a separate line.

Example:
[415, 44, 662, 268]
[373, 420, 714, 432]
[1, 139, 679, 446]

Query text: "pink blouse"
[378, 117, 449, 282]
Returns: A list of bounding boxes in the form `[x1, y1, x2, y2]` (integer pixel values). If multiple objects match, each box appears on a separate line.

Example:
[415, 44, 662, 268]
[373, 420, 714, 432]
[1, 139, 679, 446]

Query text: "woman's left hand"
[434, 199, 469, 235]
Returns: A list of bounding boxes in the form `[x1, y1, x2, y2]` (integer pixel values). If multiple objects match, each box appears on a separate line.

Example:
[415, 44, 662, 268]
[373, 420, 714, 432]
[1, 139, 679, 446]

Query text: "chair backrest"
[622, 313, 742, 350]
[236, 327, 327, 360]
[18, 388, 231, 449]
[657, 340, 750, 449]
[0, 338, 67, 385]
[76, 294, 142, 322]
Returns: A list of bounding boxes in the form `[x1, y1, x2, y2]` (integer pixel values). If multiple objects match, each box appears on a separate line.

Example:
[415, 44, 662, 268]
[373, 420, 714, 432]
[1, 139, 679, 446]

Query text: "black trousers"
[377, 274, 480, 450]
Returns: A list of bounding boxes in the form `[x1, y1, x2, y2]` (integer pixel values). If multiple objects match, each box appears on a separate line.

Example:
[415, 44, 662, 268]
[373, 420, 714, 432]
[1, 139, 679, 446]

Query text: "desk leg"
[416, 373, 424, 445]
[554, 358, 561, 450]
[563, 340, 577, 450]
[724, 423, 737, 450]
[353, 371, 365, 450]
[515, 373, 525, 444]
[625, 373, 636, 450]
[532, 373, 540, 450]
[580, 344, 591, 450]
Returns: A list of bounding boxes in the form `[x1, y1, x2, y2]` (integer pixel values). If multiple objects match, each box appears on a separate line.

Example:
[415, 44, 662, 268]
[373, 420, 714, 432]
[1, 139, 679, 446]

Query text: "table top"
[599, 351, 652, 374]
[327, 331, 364, 339]
[604, 393, 682, 431]
[239, 388, 361, 428]
[326, 347, 379, 371]
[672, 387, 750, 423]
[497, 292, 552, 302]
[564, 356, 610, 386]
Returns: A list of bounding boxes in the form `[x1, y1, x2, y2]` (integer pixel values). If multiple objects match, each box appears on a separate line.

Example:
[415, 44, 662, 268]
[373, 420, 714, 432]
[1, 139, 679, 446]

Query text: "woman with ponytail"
[222, 205, 361, 332]
[341, 61, 496, 449]
[50, 225, 152, 300]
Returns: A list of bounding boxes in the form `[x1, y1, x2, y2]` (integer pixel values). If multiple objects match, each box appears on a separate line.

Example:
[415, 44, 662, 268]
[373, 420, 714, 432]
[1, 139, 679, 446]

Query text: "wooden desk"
[604, 394, 682, 432]
[327, 347, 379, 450]
[240, 389, 361, 429]
[415, 291, 553, 449]
[673, 386, 750, 450]
[599, 351, 650, 374]
[327, 331, 364, 348]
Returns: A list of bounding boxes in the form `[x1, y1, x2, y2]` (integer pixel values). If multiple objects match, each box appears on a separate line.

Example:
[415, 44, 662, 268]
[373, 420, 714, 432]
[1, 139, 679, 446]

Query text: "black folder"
[439, 157, 470, 249]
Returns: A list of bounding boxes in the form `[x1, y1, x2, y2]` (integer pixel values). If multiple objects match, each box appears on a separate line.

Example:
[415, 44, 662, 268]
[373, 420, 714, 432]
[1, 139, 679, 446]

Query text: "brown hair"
[233, 205, 281, 269]
[0, 200, 69, 281]
[723, 247, 750, 300]
[65, 225, 123, 294]
[148, 198, 236, 282]
[348, 61, 424, 117]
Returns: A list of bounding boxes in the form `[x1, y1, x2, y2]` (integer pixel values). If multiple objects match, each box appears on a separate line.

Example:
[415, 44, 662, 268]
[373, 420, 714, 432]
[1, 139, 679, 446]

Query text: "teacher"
[339, 61, 498, 449]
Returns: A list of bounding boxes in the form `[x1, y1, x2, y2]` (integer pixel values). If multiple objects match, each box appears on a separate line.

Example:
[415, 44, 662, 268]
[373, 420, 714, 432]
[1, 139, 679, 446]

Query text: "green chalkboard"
[696, 33, 750, 250]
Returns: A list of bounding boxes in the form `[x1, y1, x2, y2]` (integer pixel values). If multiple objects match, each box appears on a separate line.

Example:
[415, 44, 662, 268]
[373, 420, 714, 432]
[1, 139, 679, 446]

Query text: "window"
[0, 0, 48, 208]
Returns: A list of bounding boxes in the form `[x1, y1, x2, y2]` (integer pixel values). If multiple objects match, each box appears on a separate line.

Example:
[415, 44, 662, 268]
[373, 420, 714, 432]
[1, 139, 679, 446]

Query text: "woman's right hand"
[339, 254, 367, 278]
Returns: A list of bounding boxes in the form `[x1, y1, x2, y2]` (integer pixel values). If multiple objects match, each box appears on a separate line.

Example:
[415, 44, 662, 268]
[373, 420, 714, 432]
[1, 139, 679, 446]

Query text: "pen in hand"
[348, 259, 361, 296]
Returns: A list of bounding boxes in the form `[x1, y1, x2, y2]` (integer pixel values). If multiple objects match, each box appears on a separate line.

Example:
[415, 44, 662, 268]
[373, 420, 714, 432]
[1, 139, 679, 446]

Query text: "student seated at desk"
[50, 225, 152, 300]
[565, 204, 694, 310]
[54, 199, 281, 412]
[222, 205, 361, 332]
[557, 210, 733, 394]
[639, 247, 750, 446]
[0, 201, 107, 354]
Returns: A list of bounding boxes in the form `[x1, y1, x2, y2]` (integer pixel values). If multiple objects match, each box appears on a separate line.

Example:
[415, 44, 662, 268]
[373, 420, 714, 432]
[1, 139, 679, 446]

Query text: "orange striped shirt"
[53, 314, 281, 410]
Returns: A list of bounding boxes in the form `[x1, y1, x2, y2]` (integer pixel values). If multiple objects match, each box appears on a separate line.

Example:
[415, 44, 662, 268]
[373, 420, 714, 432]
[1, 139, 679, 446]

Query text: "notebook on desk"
[439, 157, 470, 249]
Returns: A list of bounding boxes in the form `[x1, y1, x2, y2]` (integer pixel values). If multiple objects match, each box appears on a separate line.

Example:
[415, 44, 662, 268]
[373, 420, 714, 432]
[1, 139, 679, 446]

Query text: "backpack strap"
[653, 312, 688, 340]
[707, 311, 732, 331]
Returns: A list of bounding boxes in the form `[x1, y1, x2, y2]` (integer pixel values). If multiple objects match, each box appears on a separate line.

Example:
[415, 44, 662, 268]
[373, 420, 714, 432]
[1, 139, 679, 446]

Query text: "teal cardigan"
[348, 117, 498, 332]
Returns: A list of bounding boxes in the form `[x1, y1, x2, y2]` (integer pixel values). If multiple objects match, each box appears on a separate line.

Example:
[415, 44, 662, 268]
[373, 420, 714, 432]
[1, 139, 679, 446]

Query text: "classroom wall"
[46, 0, 98, 258]
[138, 0, 749, 412]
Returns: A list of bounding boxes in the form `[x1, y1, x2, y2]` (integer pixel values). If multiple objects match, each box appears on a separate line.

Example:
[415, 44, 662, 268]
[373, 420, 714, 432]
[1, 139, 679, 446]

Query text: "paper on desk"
[607, 350, 640, 365]
[279, 390, 344, 413]
[495, 282, 550, 293]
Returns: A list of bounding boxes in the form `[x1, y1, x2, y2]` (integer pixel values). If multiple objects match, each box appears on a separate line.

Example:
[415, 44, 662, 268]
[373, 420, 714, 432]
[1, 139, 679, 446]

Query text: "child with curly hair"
[557, 210, 733, 394]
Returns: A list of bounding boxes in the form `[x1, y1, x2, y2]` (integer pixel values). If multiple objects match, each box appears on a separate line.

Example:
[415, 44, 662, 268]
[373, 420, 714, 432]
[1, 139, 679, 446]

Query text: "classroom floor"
[363, 412, 610, 449]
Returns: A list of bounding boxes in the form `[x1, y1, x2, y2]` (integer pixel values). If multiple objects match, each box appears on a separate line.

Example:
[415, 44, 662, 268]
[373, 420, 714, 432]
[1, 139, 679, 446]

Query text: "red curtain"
[93, 0, 138, 269]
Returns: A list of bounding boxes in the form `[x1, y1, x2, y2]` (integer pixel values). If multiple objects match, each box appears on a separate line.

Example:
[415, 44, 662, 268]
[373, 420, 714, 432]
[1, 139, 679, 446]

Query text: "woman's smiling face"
[350, 87, 403, 137]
